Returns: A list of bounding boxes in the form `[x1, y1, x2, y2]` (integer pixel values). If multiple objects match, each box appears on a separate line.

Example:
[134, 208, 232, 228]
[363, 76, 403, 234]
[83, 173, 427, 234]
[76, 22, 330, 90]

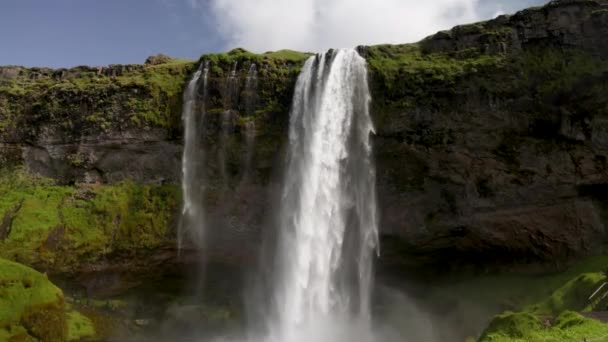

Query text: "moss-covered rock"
[480, 311, 608, 341]
[477, 265, 608, 341]
[0, 168, 180, 275]
[0, 257, 65, 341]
[66, 311, 96, 341]
[529, 272, 607, 315]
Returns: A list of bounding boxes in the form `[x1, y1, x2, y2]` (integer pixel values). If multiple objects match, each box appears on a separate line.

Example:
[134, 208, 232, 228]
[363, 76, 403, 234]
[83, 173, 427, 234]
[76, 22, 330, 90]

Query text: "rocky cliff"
[1, 0, 608, 283]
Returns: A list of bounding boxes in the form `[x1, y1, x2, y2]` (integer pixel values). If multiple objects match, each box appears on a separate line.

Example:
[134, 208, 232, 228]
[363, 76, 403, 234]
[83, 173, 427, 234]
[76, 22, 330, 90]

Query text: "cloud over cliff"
[194, 0, 543, 53]
[207, 0, 480, 52]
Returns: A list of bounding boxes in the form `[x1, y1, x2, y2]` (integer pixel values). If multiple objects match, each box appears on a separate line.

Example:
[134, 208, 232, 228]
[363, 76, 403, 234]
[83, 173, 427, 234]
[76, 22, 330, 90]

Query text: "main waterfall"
[270, 48, 379, 342]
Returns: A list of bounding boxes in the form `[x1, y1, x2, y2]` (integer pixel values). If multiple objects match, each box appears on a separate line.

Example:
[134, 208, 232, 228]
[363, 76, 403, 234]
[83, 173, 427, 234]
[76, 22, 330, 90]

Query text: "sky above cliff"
[1, 0, 546, 68]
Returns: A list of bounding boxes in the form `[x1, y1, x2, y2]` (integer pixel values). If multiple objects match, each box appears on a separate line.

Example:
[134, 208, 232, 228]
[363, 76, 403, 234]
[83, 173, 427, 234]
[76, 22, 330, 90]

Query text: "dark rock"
[145, 54, 174, 65]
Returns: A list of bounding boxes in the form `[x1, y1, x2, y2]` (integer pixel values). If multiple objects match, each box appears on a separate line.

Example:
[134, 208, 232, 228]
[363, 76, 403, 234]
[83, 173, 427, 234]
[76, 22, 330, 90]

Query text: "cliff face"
[368, 0, 608, 270]
[1, 0, 608, 279]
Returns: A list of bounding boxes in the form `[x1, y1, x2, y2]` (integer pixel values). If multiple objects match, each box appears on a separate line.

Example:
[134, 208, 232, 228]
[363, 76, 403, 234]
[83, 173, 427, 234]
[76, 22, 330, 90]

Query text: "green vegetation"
[0, 257, 100, 341]
[0, 257, 66, 341]
[529, 273, 606, 316]
[66, 311, 96, 341]
[480, 311, 608, 341]
[431, 256, 608, 316]
[366, 43, 505, 106]
[201, 47, 310, 72]
[0, 58, 196, 131]
[364, 43, 507, 136]
[0, 168, 180, 272]
[366, 41, 608, 132]
[262, 49, 312, 62]
[442, 256, 608, 341]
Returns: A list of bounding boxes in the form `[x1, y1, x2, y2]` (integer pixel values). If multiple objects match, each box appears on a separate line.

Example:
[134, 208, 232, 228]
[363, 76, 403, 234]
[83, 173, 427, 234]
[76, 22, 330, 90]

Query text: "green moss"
[0, 168, 180, 273]
[203, 48, 309, 64]
[367, 42, 608, 143]
[0, 60, 195, 130]
[89, 180, 179, 251]
[0, 325, 37, 341]
[117, 60, 195, 127]
[366, 43, 505, 120]
[22, 303, 66, 341]
[66, 311, 96, 341]
[474, 259, 608, 341]
[262, 49, 311, 62]
[0, 258, 66, 341]
[481, 311, 542, 340]
[528, 273, 606, 315]
[480, 311, 608, 342]
[430, 256, 608, 316]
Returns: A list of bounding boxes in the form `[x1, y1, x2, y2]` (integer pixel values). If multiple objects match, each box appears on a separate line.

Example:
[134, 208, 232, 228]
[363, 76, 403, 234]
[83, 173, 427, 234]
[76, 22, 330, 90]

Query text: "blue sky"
[0, 0, 546, 68]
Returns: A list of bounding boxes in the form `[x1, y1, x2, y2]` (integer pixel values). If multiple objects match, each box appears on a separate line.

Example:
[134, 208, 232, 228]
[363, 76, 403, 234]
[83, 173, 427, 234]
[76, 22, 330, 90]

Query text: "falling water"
[271, 48, 379, 342]
[218, 62, 239, 191]
[242, 63, 258, 180]
[224, 61, 240, 109]
[179, 61, 208, 250]
[244, 63, 258, 117]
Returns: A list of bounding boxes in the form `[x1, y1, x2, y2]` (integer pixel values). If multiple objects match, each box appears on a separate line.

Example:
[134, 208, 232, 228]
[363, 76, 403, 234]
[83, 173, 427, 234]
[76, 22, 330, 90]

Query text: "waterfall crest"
[271, 48, 378, 342]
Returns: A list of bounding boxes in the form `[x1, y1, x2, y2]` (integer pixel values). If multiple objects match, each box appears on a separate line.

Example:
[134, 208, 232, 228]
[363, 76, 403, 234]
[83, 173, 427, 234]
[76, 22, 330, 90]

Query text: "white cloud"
[205, 0, 485, 53]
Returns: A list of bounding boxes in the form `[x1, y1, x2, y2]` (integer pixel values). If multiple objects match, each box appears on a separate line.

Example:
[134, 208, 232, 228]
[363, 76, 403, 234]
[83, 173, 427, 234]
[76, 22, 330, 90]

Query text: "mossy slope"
[0, 257, 65, 341]
[478, 264, 608, 341]
[0, 168, 179, 274]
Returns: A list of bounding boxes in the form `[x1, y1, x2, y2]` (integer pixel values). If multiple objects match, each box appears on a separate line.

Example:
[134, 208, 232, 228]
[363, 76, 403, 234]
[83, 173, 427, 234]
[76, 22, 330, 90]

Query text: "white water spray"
[271, 48, 379, 342]
[179, 62, 209, 250]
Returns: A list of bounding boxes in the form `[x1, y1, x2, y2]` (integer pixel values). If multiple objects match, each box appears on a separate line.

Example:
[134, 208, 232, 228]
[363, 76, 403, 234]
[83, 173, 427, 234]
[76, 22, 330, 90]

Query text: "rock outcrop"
[368, 0, 608, 270]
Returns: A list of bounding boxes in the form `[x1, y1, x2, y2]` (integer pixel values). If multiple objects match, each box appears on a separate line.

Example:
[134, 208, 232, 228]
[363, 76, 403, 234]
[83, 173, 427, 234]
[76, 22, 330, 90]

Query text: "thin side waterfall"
[179, 61, 208, 251]
[271, 48, 379, 342]
[242, 63, 257, 179]
[244, 63, 258, 117]
[219, 62, 239, 191]
[224, 61, 240, 109]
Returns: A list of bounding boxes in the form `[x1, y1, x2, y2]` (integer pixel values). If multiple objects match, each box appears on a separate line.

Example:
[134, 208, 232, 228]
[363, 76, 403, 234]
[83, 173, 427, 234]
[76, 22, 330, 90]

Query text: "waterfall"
[244, 63, 258, 117]
[242, 63, 257, 179]
[224, 61, 240, 109]
[219, 62, 239, 191]
[271, 48, 379, 342]
[179, 61, 208, 250]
